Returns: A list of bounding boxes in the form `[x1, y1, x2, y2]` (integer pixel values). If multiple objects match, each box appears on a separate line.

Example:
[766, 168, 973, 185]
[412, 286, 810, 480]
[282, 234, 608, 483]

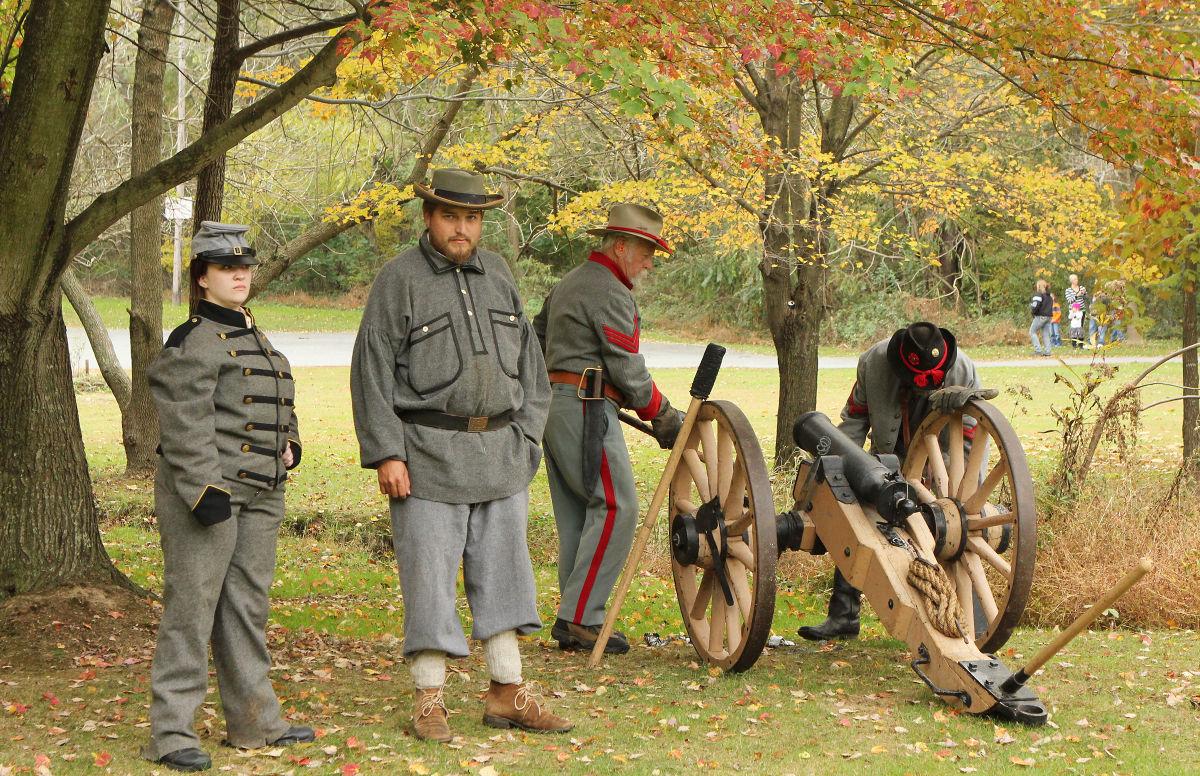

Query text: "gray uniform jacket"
[351, 233, 550, 504]
[839, 338, 980, 456]
[149, 299, 300, 525]
[532, 251, 663, 420]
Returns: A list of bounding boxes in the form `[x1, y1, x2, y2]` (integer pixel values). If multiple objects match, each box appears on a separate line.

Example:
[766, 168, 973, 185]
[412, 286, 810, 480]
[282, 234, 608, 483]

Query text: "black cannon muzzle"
[792, 411, 921, 525]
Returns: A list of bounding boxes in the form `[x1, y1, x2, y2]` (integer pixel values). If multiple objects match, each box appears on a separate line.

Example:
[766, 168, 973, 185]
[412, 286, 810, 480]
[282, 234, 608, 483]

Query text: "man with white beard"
[533, 203, 684, 656]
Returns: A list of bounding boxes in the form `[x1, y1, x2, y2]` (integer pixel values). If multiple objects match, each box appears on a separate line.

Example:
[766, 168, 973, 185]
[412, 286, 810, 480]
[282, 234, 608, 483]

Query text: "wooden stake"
[588, 395, 705, 668]
[1003, 557, 1152, 692]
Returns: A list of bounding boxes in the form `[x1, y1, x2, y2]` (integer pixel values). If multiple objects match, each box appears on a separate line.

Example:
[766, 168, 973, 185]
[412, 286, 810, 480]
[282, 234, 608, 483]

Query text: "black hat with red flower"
[886, 322, 958, 390]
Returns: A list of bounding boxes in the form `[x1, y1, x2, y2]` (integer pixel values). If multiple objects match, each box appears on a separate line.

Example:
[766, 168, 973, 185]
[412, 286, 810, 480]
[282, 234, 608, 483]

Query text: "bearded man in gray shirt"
[351, 169, 571, 742]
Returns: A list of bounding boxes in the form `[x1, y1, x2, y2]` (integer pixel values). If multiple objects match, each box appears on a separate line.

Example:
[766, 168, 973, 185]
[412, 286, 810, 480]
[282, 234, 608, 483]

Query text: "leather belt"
[547, 370, 625, 404]
[399, 409, 513, 432]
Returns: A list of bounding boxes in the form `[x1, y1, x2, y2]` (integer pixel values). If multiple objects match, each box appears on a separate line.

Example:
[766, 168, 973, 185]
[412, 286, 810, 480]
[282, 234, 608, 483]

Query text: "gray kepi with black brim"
[192, 221, 259, 266]
[414, 168, 505, 210]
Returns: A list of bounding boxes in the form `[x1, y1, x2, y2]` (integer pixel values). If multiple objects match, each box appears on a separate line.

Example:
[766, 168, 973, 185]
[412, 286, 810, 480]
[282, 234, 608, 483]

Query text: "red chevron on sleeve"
[602, 316, 640, 353]
[963, 423, 977, 440]
[845, 383, 868, 417]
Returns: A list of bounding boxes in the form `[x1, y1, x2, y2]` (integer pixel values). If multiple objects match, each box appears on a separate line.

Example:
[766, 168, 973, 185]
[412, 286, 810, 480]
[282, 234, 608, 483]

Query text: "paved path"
[66, 326, 1174, 373]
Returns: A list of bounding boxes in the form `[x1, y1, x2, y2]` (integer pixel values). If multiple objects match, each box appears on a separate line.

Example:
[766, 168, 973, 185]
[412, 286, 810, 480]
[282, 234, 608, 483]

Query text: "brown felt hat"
[586, 203, 672, 254]
[414, 168, 504, 210]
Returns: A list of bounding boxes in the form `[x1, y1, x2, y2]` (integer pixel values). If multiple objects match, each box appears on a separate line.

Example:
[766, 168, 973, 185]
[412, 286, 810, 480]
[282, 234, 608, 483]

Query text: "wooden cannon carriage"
[591, 344, 1148, 725]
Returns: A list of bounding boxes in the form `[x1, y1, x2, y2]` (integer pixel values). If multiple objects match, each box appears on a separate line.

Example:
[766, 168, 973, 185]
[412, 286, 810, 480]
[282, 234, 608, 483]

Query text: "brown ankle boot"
[482, 681, 573, 733]
[412, 687, 451, 742]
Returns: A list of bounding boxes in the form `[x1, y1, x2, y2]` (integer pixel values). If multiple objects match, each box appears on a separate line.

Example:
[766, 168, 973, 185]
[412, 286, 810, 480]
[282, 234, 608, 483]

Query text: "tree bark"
[61, 267, 131, 409]
[1183, 254, 1198, 477]
[753, 70, 852, 465]
[0, 0, 126, 598]
[192, 0, 240, 227]
[125, 0, 176, 474]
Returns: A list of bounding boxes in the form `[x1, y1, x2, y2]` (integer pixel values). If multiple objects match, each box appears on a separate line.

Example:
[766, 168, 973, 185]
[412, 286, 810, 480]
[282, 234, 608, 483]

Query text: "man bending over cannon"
[533, 203, 685, 655]
[798, 322, 996, 641]
[351, 169, 571, 741]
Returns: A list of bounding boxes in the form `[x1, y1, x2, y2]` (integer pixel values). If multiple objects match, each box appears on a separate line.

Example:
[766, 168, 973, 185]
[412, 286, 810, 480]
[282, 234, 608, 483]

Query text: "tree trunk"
[125, 0, 176, 474]
[0, 308, 124, 596]
[754, 70, 848, 465]
[0, 0, 125, 598]
[192, 0, 240, 227]
[61, 267, 131, 409]
[1183, 254, 1199, 478]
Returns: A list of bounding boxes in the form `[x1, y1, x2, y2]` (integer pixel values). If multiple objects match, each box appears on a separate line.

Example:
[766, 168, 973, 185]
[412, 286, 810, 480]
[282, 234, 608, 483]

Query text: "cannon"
[592, 344, 1148, 724]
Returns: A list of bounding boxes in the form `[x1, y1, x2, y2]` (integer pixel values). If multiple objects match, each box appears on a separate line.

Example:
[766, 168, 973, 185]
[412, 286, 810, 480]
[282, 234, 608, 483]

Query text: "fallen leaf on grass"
[92, 751, 112, 767]
[1009, 756, 1036, 766]
[341, 763, 360, 776]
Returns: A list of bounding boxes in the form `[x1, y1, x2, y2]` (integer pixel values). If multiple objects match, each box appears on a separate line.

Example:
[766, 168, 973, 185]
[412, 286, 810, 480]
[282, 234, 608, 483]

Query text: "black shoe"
[270, 726, 316, 746]
[798, 569, 862, 642]
[156, 748, 212, 772]
[551, 618, 630, 654]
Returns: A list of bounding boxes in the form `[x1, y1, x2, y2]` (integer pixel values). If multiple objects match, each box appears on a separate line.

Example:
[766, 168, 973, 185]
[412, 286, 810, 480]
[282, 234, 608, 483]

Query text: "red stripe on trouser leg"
[574, 449, 617, 624]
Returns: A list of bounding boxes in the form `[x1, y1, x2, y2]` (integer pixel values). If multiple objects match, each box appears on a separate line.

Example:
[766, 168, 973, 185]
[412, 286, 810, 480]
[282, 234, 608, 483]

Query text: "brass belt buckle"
[578, 366, 605, 400]
[467, 415, 489, 432]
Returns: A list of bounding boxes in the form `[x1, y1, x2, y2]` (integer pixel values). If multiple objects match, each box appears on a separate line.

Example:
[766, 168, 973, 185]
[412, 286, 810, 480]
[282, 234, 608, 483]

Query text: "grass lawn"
[3, 364, 1195, 774]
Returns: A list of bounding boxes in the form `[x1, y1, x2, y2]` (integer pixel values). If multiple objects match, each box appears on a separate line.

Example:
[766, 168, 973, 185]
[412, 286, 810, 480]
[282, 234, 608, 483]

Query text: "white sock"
[484, 630, 522, 685]
[410, 650, 446, 689]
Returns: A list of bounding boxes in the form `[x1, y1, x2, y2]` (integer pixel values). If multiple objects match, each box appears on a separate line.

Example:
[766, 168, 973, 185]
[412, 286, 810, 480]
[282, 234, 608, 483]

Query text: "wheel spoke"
[725, 590, 742, 653]
[968, 536, 1011, 578]
[967, 511, 1015, 531]
[698, 419, 720, 500]
[726, 538, 756, 570]
[948, 415, 965, 496]
[673, 497, 697, 516]
[722, 464, 745, 512]
[683, 449, 711, 501]
[964, 460, 1007, 513]
[717, 424, 735, 504]
[954, 560, 973, 640]
[727, 558, 753, 621]
[709, 588, 727, 656]
[966, 553, 1000, 623]
[725, 509, 753, 535]
[958, 420, 989, 501]
[924, 433, 951, 497]
[689, 570, 714, 622]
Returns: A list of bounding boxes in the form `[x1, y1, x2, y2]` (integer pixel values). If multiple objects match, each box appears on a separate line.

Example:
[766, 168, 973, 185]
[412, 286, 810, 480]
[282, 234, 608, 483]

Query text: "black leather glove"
[928, 386, 999, 413]
[651, 397, 685, 450]
[191, 484, 232, 527]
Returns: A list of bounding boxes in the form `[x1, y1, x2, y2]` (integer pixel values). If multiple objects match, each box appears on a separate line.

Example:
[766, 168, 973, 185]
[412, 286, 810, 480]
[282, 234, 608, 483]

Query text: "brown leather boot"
[482, 681, 573, 733]
[412, 687, 451, 742]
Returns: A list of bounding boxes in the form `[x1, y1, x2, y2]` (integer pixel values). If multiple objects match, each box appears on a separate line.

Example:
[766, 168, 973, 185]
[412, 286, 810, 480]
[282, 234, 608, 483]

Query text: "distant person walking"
[1029, 279, 1054, 357]
[1064, 274, 1087, 349]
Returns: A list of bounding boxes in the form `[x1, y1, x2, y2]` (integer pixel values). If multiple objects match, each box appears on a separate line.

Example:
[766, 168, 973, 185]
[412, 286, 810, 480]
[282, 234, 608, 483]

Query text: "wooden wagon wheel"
[900, 399, 1036, 653]
[668, 400, 777, 672]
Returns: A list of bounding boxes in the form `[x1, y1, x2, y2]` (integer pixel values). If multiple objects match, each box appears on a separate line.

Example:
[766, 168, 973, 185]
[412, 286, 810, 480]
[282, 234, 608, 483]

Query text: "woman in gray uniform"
[142, 222, 313, 772]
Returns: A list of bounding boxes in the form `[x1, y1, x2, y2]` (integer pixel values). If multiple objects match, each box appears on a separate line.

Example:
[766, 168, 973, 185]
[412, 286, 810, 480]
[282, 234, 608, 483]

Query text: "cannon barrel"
[792, 411, 920, 525]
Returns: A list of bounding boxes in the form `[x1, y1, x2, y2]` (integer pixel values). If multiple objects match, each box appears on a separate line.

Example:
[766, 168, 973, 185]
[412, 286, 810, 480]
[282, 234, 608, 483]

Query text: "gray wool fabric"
[532, 255, 663, 418]
[389, 491, 541, 657]
[193, 221, 256, 260]
[542, 385, 639, 627]
[838, 337, 981, 455]
[351, 233, 549, 504]
[150, 299, 300, 506]
[143, 472, 290, 760]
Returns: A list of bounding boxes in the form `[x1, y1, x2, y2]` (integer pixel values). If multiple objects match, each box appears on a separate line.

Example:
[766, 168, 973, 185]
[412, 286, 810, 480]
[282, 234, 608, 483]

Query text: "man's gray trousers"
[543, 384, 639, 627]
[390, 490, 541, 658]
